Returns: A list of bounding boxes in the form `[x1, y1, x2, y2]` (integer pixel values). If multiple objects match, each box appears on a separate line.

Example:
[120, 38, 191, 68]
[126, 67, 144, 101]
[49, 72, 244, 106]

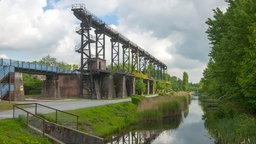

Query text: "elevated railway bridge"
[0, 4, 168, 100]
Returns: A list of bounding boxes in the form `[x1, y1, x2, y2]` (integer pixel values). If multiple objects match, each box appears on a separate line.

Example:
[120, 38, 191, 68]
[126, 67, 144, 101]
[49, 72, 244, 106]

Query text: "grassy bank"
[201, 98, 256, 143]
[46, 92, 191, 138]
[67, 102, 138, 137]
[138, 94, 189, 122]
[0, 118, 53, 144]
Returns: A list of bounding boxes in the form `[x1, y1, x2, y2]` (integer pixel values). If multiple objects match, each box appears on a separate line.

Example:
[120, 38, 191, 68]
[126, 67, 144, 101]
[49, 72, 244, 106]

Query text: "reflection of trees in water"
[105, 115, 182, 144]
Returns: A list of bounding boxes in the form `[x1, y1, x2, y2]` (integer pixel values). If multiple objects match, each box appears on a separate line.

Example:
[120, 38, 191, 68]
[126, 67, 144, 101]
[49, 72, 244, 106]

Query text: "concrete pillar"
[58, 75, 79, 98]
[42, 75, 60, 98]
[114, 74, 127, 98]
[102, 74, 115, 99]
[149, 80, 154, 94]
[146, 79, 150, 95]
[143, 79, 150, 95]
[6, 72, 25, 101]
[126, 76, 135, 96]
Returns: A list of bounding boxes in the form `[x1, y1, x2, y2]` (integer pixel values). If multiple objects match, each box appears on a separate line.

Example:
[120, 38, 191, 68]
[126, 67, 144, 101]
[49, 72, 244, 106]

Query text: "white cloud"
[0, 54, 8, 59]
[0, 0, 227, 82]
[0, 0, 78, 62]
[114, 0, 227, 82]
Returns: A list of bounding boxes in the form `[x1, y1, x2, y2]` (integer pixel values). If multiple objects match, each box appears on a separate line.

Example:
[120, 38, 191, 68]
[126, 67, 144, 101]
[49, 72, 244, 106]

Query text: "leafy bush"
[131, 95, 145, 105]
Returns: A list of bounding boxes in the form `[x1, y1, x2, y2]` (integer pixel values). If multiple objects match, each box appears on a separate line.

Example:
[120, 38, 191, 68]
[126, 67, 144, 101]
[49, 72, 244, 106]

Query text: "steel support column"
[95, 29, 105, 59]
[122, 43, 130, 72]
[111, 37, 120, 71]
[131, 48, 139, 72]
[76, 19, 95, 97]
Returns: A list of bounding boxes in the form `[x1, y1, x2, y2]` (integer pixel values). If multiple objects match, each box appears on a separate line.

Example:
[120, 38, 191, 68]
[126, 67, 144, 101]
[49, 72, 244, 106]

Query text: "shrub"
[131, 95, 145, 105]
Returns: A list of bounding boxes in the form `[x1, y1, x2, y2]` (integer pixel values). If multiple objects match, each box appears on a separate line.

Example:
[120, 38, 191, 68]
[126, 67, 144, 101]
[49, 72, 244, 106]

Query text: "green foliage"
[23, 74, 43, 95]
[156, 81, 166, 92]
[131, 95, 145, 105]
[202, 0, 256, 111]
[182, 72, 189, 91]
[169, 76, 183, 91]
[35, 55, 78, 70]
[0, 119, 52, 144]
[204, 112, 256, 144]
[139, 96, 188, 122]
[135, 78, 146, 95]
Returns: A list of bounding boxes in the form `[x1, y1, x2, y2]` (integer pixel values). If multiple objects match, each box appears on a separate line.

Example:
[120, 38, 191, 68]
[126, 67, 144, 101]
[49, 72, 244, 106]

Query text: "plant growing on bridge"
[135, 78, 146, 95]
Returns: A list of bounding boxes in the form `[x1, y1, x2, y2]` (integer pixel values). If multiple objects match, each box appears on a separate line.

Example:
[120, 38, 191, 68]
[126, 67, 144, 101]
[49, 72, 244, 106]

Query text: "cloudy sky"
[0, 0, 227, 83]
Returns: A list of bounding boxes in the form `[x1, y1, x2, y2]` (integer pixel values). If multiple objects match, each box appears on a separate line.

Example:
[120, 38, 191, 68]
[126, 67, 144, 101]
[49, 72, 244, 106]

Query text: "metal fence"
[0, 58, 79, 74]
[13, 103, 79, 130]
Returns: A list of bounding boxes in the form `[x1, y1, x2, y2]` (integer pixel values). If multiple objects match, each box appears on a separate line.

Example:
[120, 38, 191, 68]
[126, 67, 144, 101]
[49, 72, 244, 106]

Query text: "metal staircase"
[0, 66, 14, 99]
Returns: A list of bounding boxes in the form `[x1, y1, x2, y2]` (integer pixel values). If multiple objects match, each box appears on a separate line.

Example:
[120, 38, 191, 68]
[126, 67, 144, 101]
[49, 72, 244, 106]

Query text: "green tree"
[135, 78, 146, 95]
[182, 72, 189, 91]
[156, 81, 166, 92]
[202, 0, 256, 111]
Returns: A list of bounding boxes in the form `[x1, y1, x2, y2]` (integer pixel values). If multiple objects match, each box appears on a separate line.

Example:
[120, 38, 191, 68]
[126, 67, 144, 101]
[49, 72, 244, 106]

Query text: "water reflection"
[152, 99, 214, 144]
[106, 97, 214, 144]
[105, 111, 182, 144]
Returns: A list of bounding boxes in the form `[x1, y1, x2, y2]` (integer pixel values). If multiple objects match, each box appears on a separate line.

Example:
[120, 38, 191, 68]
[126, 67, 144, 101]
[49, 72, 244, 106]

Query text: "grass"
[0, 118, 53, 144]
[138, 94, 189, 121]
[205, 112, 256, 144]
[0, 102, 14, 112]
[202, 97, 256, 143]
[37, 92, 190, 138]
[42, 102, 138, 137]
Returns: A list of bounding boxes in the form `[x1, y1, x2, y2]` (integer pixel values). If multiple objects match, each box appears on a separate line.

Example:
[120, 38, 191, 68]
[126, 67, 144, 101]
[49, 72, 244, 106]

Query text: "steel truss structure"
[72, 4, 168, 96]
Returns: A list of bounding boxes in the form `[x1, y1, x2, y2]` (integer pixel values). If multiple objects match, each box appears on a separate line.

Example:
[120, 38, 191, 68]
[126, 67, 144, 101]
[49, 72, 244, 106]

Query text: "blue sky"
[0, 0, 228, 83]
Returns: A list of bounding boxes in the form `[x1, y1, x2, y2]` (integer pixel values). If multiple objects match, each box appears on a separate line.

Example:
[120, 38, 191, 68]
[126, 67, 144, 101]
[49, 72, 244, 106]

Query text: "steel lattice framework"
[72, 4, 168, 96]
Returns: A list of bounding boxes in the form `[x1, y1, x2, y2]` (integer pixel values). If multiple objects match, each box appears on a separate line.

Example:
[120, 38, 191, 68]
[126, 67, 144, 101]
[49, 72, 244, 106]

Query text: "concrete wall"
[42, 74, 80, 99]
[58, 75, 79, 98]
[44, 121, 104, 144]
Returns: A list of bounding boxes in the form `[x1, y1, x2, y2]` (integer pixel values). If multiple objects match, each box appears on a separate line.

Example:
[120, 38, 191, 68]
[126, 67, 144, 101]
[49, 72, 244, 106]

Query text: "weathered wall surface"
[43, 121, 104, 144]
[42, 74, 80, 98]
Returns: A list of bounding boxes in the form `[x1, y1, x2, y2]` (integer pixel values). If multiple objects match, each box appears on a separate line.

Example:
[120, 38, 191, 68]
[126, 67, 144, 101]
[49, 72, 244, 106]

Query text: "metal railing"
[0, 58, 79, 74]
[0, 66, 14, 82]
[13, 103, 79, 130]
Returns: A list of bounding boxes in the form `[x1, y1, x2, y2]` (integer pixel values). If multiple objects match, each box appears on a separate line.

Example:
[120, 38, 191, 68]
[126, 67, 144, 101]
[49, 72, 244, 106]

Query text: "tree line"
[200, 0, 256, 112]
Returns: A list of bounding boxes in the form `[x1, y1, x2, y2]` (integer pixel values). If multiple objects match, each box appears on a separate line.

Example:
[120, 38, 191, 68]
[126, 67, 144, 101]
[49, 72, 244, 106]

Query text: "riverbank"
[201, 98, 256, 143]
[61, 92, 191, 138]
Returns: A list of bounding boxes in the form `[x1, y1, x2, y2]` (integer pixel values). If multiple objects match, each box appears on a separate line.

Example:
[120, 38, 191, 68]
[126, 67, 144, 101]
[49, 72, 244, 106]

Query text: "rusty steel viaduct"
[0, 4, 168, 100]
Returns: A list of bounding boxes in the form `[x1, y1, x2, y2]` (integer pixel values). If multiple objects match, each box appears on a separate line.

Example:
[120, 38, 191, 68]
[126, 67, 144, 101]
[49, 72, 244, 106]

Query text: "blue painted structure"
[0, 58, 79, 99]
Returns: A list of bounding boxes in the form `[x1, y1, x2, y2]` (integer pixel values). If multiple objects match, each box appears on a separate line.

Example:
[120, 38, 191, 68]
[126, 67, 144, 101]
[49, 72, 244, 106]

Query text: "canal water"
[107, 95, 215, 144]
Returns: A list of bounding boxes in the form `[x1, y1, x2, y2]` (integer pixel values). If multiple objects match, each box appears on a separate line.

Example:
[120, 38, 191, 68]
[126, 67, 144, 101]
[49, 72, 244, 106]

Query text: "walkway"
[0, 94, 158, 120]
[0, 98, 131, 120]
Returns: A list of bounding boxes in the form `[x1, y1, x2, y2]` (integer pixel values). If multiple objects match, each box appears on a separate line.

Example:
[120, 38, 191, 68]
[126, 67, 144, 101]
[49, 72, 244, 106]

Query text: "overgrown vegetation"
[201, 98, 256, 143]
[138, 95, 189, 122]
[200, 0, 256, 143]
[40, 92, 190, 138]
[0, 118, 53, 144]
